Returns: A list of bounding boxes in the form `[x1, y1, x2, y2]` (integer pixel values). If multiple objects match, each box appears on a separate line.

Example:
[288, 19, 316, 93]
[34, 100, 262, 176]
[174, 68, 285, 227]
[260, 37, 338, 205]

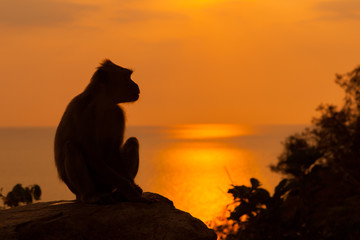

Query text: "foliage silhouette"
[216, 66, 360, 240]
[0, 184, 41, 208]
[227, 178, 270, 222]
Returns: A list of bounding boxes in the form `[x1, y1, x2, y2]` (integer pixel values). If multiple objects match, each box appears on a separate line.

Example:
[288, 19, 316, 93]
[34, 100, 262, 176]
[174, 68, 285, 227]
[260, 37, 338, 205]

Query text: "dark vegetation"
[215, 66, 360, 239]
[0, 184, 41, 208]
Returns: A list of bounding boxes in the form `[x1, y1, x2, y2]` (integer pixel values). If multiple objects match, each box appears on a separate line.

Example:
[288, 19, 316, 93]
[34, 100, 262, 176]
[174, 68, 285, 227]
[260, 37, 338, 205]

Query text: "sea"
[0, 124, 306, 223]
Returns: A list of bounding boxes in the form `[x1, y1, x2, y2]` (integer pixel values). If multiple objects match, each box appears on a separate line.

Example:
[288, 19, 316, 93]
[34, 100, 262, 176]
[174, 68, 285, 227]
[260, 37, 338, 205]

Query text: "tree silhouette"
[218, 66, 360, 240]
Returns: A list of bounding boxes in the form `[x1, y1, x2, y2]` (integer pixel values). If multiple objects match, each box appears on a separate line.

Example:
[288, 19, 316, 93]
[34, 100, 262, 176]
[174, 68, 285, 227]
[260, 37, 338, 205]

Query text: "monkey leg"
[115, 137, 144, 196]
[63, 141, 114, 203]
[121, 137, 140, 180]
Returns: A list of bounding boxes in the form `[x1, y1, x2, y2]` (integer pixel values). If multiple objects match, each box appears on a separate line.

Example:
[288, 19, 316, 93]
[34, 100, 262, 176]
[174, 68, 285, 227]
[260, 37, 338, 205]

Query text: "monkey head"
[94, 59, 140, 103]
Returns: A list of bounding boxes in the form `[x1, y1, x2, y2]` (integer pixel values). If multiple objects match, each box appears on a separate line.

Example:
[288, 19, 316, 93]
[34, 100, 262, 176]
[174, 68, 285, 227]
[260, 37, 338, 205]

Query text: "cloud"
[113, 9, 187, 23]
[0, 0, 97, 28]
[315, 0, 360, 21]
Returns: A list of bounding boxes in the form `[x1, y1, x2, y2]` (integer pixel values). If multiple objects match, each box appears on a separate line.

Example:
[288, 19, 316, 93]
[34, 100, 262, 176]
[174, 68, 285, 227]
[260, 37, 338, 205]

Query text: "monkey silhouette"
[54, 59, 146, 203]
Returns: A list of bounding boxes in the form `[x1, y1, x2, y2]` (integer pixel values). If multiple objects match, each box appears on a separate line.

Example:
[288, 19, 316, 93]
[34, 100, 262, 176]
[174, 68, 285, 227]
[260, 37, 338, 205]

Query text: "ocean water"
[0, 124, 306, 222]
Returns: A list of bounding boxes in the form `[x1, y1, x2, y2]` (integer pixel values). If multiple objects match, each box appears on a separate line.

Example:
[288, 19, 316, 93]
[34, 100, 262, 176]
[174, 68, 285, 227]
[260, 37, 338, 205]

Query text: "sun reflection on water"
[148, 141, 261, 222]
[132, 124, 266, 223]
[170, 124, 252, 140]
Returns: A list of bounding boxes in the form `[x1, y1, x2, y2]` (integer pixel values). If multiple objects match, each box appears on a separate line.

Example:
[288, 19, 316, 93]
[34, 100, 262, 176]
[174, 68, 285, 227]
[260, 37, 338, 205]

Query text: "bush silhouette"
[0, 184, 42, 208]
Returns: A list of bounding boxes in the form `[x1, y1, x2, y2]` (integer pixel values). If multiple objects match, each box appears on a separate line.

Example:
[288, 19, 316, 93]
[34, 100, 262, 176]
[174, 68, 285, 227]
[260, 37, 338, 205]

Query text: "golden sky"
[0, 0, 359, 127]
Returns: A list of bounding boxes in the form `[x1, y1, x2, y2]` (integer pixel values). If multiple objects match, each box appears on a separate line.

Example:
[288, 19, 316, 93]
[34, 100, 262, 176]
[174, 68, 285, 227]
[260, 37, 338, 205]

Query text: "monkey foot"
[134, 184, 143, 194]
[80, 193, 118, 205]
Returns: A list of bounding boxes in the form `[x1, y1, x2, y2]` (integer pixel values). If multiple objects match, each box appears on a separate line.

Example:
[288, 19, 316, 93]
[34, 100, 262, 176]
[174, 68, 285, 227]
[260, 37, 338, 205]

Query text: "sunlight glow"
[170, 124, 252, 140]
[151, 141, 260, 222]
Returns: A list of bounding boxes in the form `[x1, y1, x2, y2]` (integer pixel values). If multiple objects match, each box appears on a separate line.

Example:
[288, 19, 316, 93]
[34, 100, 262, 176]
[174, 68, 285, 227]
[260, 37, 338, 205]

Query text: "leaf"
[253, 188, 270, 204]
[32, 185, 42, 200]
[250, 178, 260, 189]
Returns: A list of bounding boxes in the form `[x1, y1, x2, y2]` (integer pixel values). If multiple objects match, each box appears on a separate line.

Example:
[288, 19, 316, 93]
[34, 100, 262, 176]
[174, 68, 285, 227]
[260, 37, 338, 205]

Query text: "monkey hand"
[112, 188, 152, 203]
[122, 193, 153, 204]
[134, 184, 143, 194]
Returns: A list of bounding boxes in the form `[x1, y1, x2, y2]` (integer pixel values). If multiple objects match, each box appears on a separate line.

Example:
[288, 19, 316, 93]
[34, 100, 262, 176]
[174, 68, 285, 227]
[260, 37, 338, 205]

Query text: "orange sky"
[0, 0, 359, 127]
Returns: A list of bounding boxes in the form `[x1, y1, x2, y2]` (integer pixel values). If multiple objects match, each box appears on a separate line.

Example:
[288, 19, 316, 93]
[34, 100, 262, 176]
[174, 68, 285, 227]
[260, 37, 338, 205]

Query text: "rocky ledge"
[0, 192, 217, 240]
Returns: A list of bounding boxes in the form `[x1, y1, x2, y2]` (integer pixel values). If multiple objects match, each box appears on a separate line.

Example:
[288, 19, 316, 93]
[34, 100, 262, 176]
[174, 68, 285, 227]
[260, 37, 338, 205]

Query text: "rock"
[0, 192, 217, 240]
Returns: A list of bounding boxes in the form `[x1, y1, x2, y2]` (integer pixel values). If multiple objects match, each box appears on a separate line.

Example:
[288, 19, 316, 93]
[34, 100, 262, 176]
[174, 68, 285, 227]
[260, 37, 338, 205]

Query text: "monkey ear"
[93, 69, 109, 83]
